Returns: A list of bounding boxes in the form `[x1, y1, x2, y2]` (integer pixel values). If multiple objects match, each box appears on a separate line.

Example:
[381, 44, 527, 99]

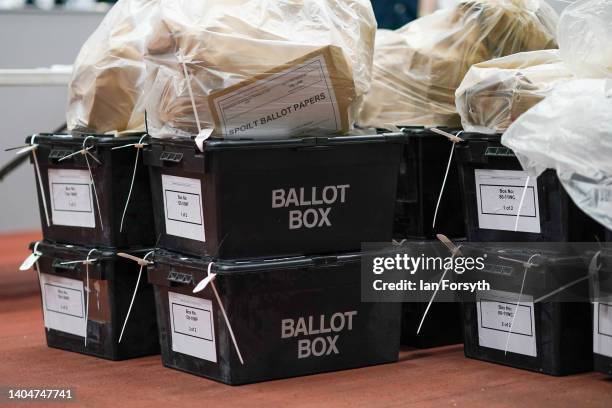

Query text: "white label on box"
[39, 273, 86, 337]
[474, 169, 541, 233]
[477, 290, 537, 357]
[212, 54, 342, 139]
[48, 169, 95, 228]
[162, 175, 205, 242]
[168, 292, 216, 362]
[594, 301, 612, 358]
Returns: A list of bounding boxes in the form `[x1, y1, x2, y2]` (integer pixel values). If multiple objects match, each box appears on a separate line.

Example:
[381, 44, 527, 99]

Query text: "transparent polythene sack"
[66, 0, 158, 134]
[455, 49, 574, 134]
[501, 79, 612, 232]
[142, 0, 377, 140]
[558, 0, 612, 78]
[357, 0, 558, 130]
[359, 0, 559, 129]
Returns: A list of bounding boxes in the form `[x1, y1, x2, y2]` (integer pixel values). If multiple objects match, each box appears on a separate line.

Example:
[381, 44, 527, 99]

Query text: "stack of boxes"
[394, 127, 466, 348]
[25, 134, 159, 360]
[143, 134, 405, 384]
[453, 132, 605, 375]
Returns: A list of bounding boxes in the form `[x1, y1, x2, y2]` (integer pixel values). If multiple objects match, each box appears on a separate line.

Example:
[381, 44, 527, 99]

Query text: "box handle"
[52, 259, 77, 271]
[49, 149, 75, 162]
[160, 151, 184, 163]
[167, 270, 193, 285]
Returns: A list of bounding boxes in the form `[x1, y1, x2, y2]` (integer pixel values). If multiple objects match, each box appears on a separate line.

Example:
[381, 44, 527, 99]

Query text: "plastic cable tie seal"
[195, 128, 214, 152]
[436, 234, 462, 257]
[59, 258, 99, 266]
[497, 254, 540, 269]
[429, 128, 464, 143]
[29, 134, 50, 226]
[513, 176, 530, 232]
[20, 241, 43, 271]
[503, 253, 538, 355]
[15, 144, 38, 155]
[117, 252, 154, 267]
[118, 250, 154, 343]
[83, 248, 98, 347]
[118, 134, 148, 232]
[417, 243, 463, 334]
[193, 263, 217, 294]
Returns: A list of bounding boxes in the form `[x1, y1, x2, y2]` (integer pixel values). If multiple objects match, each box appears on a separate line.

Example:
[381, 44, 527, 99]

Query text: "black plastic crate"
[401, 303, 463, 348]
[29, 240, 159, 360]
[148, 249, 401, 385]
[455, 133, 604, 242]
[460, 245, 592, 376]
[394, 128, 465, 240]
[25, 134, 156, 248]
[144, 134, 403, 259]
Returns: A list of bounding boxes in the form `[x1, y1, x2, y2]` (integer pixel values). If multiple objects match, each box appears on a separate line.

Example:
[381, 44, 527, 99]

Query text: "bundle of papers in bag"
[66, 0, 157, 134]
[455, 50, 574, 133]
[66, 0, 377, 139]
[357, 0, 558, 130]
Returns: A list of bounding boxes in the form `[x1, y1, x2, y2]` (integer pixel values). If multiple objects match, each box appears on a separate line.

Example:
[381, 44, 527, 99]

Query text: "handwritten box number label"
[48, 169, 96, 228]
[161, 175, 205, 242]
[168, 292, 216, 362]
[475, 169, 541, 233]
[477, 290, 537, 357]
[40, 273, 86, 338]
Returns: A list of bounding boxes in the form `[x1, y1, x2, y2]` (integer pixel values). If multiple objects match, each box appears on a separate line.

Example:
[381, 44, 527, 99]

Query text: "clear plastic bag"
[455, 49, 574, 134]
[357, 0, 558, 129]
[501, 79, 612, 231]
[142, 0, 377, 139]
[66, 0, 158, 134]
[558, 0, 612, 78]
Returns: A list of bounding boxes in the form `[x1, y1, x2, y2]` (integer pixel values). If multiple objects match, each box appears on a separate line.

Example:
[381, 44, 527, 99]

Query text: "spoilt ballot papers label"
[477, 290, 537, 357]
[168, 292, 216, 362]
[474, 169, 541, 233]
[48, 169, 95, 228]
[162, 175, 205, 242]
[39, 273, 86, 337]
[209, 47, 346, 139]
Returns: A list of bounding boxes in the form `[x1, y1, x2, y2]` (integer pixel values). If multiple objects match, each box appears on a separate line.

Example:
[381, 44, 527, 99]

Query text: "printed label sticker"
[477, 290, 537, 357]
[48, 169, 95, 228]
[168, 292, 216, 362]
[210, 53, 342, 139]
[40, 273, 86, 337]
[475, 169, 541, 233]
[594, 301, 612, 358]
[162, 175, 205, 242]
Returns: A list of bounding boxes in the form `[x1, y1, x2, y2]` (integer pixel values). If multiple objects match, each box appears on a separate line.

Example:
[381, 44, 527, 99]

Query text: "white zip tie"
[83, 249, 98, 347]
[504, 253, 539, 355]
[178, 51, 213, 151]
[113, 135, 147, 233]
[429, 129, 464, 230]
[589, 251, 602, 302]
[118, 250, 154, 343]
[534, 250, 603, 303]
[532, 276, 590, 304]
[179, 53, 202, 135]
[514, 176, 531, 232]
[82, 136, 104, 231]
[26, 135, 50, 227]
[193, 263, 244, 365]
[32, 241, 44, 319]
[417, 235, 463, 334]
